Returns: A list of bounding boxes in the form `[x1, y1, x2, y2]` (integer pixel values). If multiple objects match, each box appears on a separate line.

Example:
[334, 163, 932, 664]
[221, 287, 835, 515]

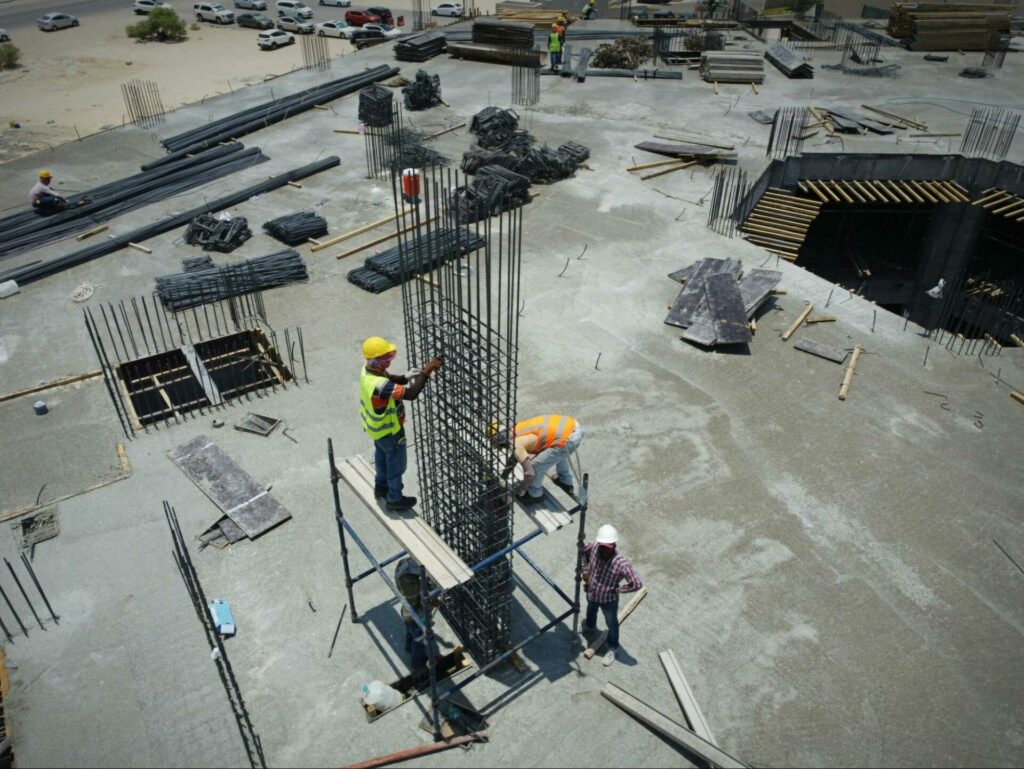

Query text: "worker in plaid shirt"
[581, 524, 643, 667]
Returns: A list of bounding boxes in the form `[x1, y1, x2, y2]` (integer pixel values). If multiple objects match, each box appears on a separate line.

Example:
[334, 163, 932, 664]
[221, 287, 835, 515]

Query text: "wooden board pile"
[887, 3, 1012, 51]
[496, 1, 577, 26]
[664, 258, 782, 348]
[740, 188, 821, 260]
[700, 51, 765, 83]
[472, 18, 535, 48]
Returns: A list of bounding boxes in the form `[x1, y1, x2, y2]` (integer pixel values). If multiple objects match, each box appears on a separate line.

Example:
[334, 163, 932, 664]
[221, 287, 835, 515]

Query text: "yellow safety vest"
[360, 367, 401, 440]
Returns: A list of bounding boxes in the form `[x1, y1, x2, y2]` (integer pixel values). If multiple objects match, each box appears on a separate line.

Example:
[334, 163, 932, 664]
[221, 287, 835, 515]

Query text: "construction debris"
[700, 51, 765, 84]
[470, 106, 521, 149]
[183, 213, 252, 253]
[402, 70, 443, 111]
[591, 37, 654, 70]
[263, 211, 328, 245]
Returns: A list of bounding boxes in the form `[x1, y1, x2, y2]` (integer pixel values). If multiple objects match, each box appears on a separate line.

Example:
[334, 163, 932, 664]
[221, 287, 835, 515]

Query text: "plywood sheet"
[738, 268, 783, 316]
[794, 338, 848, 364]
[705, 272, 753, 344]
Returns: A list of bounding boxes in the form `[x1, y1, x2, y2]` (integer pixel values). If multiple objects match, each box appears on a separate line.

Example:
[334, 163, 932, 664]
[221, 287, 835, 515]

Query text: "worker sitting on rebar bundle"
[30, 169, 85, 215]
[360, 336, 443, 511]
[490, 414, 583, 502]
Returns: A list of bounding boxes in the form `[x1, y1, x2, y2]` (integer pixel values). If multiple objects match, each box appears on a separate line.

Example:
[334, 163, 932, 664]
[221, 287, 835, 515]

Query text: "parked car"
[349, 27, 385, 42]
[277, 15, 314, 32]
[315, 19, 349, 36]
[194, 3, 236, 22]
[652, 8, 675, 18]
[361, 22, 401, 38]
[628, 6, 648, 19]
[0, 29, 9, 42]
[365, 6, 393, 24]
[430, 2, 461, 17]
[134, 0, 173, 14]
[37, 13, 79, 31]
[319, 0, 351, 6]
[257, 28, 295, 47]
[344, 8, 381, 25]
[275, 0, 314, 18]
[234, 0, 268, 9]
[238, 11, 274, 27]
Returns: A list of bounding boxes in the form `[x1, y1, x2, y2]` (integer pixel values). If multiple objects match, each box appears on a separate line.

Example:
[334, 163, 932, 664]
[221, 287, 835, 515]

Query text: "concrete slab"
[0, 18, 1022, 769]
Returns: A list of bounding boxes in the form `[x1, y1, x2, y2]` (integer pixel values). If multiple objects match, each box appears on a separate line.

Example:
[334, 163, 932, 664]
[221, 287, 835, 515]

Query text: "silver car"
[277, 15, 314, 32]
[235, 0, 268, 9]
[37, 13, 79, 31]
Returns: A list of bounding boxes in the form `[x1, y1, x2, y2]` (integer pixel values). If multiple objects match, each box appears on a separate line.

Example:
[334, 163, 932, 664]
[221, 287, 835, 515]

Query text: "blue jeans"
[585, 594, 619, 650]
[549, 50, 562, 69]
[374, 429, 407, 503]
[404, 617, 427, 669]
[527, 424, 583, 498]
[33, 193, 66, 215]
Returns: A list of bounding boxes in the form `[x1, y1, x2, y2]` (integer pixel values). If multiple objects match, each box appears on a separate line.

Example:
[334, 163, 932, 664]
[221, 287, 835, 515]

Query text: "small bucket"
[33, 400, 48, 416]
[401, 168, 421, 203]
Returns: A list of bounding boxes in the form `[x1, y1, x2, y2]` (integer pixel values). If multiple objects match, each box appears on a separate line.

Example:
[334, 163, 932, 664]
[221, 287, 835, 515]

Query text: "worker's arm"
[616, 558, 643, 594]
[512, 435, 536, 490]
[397, 356, 443, 401]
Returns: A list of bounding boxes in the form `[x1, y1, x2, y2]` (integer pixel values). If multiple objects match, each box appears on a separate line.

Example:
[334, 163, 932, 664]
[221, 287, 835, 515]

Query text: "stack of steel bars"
[347, 227, 486, 292]
[0, 144, 267, 261]
[147, 65, 398, 168]
[1, 157, 340, 286]
[155, 249, 308, 311]
[184, 214, 253, 253]
[263, 211, 329, 245]
[394, 30, 447, 61]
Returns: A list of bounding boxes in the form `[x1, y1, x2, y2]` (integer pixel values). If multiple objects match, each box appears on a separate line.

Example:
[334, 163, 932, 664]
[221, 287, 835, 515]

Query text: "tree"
[126, 7, 188, 41]
[0, 42, 21, 70]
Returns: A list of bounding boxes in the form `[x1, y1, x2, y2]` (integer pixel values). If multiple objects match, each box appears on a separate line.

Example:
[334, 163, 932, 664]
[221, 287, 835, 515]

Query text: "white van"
[276, 0, 314, 17]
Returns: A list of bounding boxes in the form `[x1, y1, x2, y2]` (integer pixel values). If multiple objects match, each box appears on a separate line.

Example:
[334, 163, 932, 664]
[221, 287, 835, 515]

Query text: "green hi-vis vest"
[548, 32, 562, 52]
[360, 367, 401, 439]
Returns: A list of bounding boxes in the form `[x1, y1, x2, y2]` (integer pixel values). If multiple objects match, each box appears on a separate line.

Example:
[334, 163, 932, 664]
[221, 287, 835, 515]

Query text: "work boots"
[386, 496, 417, 511]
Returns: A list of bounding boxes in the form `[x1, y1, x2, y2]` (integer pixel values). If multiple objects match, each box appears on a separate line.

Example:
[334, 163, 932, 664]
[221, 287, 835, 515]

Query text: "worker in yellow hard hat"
[581, 0, 597, 20]
[548, 22, 563, 71]
[359, 336, 443, 511]
[30, 169, 71, 215]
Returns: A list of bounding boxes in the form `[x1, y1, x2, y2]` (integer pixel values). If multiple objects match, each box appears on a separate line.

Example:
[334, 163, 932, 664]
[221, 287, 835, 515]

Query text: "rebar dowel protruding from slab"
[839, 344, 863, 400]
[0, 578, 28, 637]
[20, 552, 58, 625]
[5, 558, 44, 630]
[0, 611, 12, 644]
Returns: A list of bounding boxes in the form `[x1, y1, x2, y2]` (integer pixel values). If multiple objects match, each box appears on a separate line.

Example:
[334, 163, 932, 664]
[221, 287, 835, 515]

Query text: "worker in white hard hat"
[581, 524, 643, 667]
[360, 336, 443, 511]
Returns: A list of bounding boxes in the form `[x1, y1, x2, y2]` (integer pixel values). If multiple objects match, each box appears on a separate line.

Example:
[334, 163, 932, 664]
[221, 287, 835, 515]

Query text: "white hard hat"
[595, 524, 618, 545]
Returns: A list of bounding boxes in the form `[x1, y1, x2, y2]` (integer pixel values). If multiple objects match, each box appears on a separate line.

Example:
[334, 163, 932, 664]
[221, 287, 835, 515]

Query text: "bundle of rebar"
[470, 107, 521, 149]
[347, 266, 398, 293]
[558, 141, 590, 164]
[460, 134, 585, 183]
[365, 227, 486, 279]
[0, 144, 267, 261]
[471, 18, 534, 48]
[184, 214, 253, 253]
[394, 30, 447, 61]
[960, 107, 1020, 160]
[183, 256, 215, 272]
[402, 70, 443, 111]
[2, 157, 340, 286]
[263, 211, 329, 245]
[149, 65, 398, 168]
[453, 166, 532, 222]
[359, 84, 395, 128]
[156, 249, 308, 311]
[700, 51, 765, 83]
[766, 107, 809, 159]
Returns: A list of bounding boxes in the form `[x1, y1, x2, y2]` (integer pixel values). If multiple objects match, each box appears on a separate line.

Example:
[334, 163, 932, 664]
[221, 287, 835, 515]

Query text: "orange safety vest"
[514, 414, 578, 452]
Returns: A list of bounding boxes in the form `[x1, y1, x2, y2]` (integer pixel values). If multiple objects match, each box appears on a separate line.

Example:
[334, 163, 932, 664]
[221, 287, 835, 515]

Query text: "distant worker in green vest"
[548, 23, 563, 71]
[581, 0, 597, 20]
[359, 336, 442, 511]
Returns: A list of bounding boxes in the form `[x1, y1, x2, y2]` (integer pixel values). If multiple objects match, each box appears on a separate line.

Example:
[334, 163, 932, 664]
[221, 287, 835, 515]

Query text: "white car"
[0, 29, 9, 42]
[431, 2, 461, 16]
[276, 0, 314, 18]
[277, 14, 313, 32]
[37, 13, 79, 31]
[315, 20, 349, 36]
[319, 0, 351, 6]
[361, 22, 402, 37]
[235, 0, 268, 9]
[258, 28, 295, 47]
[134, 0, 173, 14]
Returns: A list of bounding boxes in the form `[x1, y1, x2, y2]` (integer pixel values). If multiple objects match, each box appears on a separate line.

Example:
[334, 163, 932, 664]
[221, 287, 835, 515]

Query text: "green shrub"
[0, 42, 21, 70]
[126, 7, 188, 41]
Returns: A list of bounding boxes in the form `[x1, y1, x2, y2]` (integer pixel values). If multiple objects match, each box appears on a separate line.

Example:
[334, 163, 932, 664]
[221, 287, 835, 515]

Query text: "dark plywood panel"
[795, 338, 849, 364]
[169, 435, 291, 539]
[668, 264, 696, 284]
[738, 268, 783, 316]
[681, 319, 718, 347]
[634, 141, 735, 159]
[665, 258, 742, 328]
[705, 272, 753, 344]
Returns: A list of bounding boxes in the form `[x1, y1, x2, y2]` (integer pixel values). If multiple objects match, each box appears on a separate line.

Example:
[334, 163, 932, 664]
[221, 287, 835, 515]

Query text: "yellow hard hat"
[39, 169, 52, 179]
[362, 336, 396, 359]
[488, 420, 510, 444]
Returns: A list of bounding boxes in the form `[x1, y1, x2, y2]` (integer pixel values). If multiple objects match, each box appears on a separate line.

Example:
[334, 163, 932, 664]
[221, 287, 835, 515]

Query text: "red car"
[344, 8, 382, 25]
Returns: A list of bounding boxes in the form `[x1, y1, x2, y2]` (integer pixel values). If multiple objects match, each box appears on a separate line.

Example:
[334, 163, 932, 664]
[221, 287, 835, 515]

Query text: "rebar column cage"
[301, 32, 332, 72]
[706, 166, 752, 237]
[960, 107, 1020, 161]
[121, 79, 166, 128]
[390, 165, 524, 664]
[511, 56, 540, 107]
[84, 292, 308, 438]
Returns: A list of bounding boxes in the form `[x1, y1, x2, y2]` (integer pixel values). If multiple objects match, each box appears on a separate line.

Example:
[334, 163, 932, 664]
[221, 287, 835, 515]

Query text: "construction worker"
[581, 524, 643, 667]
[581, 0, 597, 20]
[548, 23, 563, 71]
[491, 414, 583, 502]
[360, 336, 442, 511]
[29, 169, 80, 215]
[557, 13, 568, 45]
[394, 557, 441, 670]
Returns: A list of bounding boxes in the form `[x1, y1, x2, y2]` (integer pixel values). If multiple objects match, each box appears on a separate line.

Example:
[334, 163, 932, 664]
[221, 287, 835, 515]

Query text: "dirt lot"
[0, 4, 360, 161]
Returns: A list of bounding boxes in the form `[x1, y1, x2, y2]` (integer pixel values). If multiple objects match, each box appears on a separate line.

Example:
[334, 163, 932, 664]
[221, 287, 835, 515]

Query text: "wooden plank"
[600, 683, 747, 769]
[584, 586, 648, 659]
[340, 455, 473, 589]
[908, 179, 937, 204]
[640, 160, 697, 181]
[839, 180, 865, 204]
[659, 650, 717, 746]
[335, 217, 438, 260]
[850, 179, 876, 203]
[886, 180, 914, 204]
[900, 180, 925, 204]
[627, 158, 688, 172]
[794, 338, 848, 364]
[313, 210, 409, 252]
[802, 180, 829, 203]
[127, 242, 152, 254]
[1011, 391, 1024, 407]
[923, 180, 951, 203]
[168, 436, 292, 540]
[76, 224, 109, 241]
[829, 180, 854, 204]
[860, 104, 926, 129]
[705, 273, 752, 345]
[653, 133, 735, 150]
[0, 369, 103, 403]
[838, 344, 863, 400]
[782, 303, 814, 341]
[806, 315, 836, 323]
[668, 264, 697, 284]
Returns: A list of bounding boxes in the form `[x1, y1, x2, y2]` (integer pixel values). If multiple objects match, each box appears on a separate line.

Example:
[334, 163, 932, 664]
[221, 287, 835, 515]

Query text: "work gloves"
[423, 356, 444, 376]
